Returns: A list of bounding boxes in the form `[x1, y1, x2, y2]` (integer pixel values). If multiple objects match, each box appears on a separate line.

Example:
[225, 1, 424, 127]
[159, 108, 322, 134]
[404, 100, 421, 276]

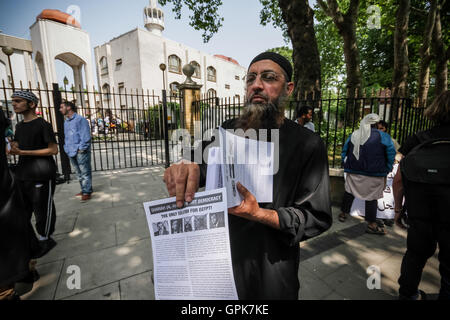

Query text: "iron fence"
[193, 93, 433, 168]
[2, 81, 433, 173]
[1, 81, 182, 176]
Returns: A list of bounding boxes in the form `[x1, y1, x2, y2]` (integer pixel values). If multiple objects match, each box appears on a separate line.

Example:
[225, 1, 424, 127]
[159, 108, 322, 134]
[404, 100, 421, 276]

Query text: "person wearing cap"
[163, 52, 332, 299]
[8, 90, 58, 257]
[59, 100, 93, 201]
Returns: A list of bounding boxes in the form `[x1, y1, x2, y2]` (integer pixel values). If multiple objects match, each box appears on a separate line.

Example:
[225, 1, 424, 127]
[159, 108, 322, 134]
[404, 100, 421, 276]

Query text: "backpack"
[401, 135, 450, 185]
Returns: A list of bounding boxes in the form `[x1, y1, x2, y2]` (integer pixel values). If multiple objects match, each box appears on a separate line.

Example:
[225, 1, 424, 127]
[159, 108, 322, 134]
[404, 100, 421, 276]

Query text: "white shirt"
[295, 119, 315, 132]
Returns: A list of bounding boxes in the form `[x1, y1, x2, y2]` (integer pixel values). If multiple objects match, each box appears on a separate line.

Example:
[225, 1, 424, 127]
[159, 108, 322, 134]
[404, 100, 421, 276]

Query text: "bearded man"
[163, 52, 332, 299]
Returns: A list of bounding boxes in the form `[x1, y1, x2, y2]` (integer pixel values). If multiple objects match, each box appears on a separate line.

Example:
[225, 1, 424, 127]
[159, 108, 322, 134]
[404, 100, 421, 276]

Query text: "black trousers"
[341, 191, 377, 223]
[17, 179, 56, 238]
[398, 181, 450, 300]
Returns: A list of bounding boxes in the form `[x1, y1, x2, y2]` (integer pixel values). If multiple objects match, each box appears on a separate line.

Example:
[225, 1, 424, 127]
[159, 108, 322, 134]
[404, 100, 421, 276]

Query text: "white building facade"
[94, 0, 246, 105]
[0, 34, 35, 89]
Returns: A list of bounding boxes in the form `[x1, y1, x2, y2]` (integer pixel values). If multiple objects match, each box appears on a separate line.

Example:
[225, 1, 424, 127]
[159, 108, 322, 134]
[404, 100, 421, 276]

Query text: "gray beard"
[235, 93, 288, 130]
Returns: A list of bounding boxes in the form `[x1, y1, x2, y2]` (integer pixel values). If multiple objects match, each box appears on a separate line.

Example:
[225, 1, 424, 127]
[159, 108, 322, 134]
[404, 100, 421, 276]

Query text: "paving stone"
[298, 267, 333, 300]
[63, 282, 120, 300]
[378, 253, 403, 282]
[116, 215, 151, 245]
[120, 272, 155, 300]
[301, 246, 353, 277]
[26, 167, 441, 300]
[21, 260, 64, 300]
[322, 291, 347, 300]
[54, 238, 152, 300]
[53, 212, 78, 236]
[342, 238, 396, 266]
[322, 265, 395, 300]
[111, 186, 167, 206]
[37, 224, 116, 265]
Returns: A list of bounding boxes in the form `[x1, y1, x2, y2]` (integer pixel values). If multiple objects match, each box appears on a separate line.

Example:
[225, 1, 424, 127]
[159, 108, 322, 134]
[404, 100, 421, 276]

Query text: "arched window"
[207, 66, 216, 82]
[190, 61, 201, 79]
[168, 55, 182, 74]
[170, 82, 180, 97]
[100, 57, 108, 75]
[153, 9, 158, 18]
[207, 88, 216, 97]
[102, 83, 111, 100]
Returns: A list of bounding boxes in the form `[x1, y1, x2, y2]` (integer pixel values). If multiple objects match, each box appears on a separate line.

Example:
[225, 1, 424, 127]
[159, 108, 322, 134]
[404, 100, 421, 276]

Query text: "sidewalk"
[19, 167, 441, 300]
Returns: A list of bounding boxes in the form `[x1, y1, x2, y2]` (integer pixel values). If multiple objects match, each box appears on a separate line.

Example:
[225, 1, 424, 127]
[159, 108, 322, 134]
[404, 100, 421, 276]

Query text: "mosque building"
[0, 0, 246, 111]
[94, 0, 246, 103]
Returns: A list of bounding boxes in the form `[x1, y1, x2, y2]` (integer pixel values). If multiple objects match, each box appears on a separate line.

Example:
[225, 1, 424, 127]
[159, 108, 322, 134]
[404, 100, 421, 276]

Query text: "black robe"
[0, 110, 38, 287]
[196, 118, 332, 299]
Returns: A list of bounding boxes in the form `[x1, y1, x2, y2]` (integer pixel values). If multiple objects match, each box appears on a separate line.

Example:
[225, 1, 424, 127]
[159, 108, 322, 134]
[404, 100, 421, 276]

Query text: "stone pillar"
[178, 64, 202, 138]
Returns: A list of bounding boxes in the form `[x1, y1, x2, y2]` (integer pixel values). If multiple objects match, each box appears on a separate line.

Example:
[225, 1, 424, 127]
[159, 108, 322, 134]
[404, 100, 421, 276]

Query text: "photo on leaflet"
[194, 214, 207, 231]
[209, 211, 225, 229]
[183, 216, 194, 232]
[170, 218, 183, 234]
[153, 221, 169, 236]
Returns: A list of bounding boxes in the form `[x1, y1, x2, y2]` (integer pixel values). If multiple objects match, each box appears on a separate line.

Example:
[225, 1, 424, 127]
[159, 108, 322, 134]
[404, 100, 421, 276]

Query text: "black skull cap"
[249, 51, 293, 82]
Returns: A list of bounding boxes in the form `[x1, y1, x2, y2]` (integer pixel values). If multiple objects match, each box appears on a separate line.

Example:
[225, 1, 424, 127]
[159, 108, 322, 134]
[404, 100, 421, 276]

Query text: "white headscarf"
[350, 113, 380, 160]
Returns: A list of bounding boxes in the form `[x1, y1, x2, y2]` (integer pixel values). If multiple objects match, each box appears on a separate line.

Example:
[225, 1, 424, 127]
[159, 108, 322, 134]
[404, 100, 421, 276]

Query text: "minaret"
[144, 0, 165, 36]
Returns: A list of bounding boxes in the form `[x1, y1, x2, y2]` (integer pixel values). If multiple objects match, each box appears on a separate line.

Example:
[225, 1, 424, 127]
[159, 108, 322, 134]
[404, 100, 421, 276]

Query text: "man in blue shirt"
[59, 101, 93, 201]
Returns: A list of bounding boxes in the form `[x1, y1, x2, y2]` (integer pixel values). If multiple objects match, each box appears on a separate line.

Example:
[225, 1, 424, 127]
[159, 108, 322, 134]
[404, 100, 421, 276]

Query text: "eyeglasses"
[245, 71, 283, 85]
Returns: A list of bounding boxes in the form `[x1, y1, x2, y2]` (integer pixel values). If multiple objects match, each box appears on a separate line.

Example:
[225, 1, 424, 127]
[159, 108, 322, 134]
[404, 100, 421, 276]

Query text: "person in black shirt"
[8, 91, 58, 257]
[393, 90, 450, 300]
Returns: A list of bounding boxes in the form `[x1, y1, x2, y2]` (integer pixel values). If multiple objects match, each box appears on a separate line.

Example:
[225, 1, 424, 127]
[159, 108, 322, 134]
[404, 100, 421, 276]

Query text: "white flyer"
[212, 127, 273, 208]
[349, 163, 403, 219]
[205, 147, 223, 191]
[143, 188, 238, 300]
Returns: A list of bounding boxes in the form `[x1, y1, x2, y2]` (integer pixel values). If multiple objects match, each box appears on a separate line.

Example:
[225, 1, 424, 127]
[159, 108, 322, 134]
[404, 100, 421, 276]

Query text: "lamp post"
[159, 63, 170, 168]
[63, 76, 69, 91]
[159, 63, 166, 90]
[2, 46, 15, 89]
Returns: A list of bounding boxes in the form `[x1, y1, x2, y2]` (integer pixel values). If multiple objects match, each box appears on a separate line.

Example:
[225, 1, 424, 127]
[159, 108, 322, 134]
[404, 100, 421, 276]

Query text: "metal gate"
[1, 81, 181, 178]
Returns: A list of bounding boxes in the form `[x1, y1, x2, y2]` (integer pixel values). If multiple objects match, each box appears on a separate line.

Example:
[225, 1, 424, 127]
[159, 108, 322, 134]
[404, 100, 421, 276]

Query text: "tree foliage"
[159, 0, 448, 100]
[158, 0, 224, 42]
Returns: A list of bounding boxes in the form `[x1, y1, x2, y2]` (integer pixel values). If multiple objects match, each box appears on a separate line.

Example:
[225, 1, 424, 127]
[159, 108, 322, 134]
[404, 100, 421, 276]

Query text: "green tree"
[158, 0, 322, 100]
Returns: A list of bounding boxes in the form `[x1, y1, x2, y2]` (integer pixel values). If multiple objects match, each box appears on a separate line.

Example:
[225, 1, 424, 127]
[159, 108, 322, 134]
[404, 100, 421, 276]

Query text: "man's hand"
[9, 141, 21, 155]
[163, 160, 200, 208]
[394, 209, 408, 229]
[229, 182, 280, 229]
[228, 182, 260, 220]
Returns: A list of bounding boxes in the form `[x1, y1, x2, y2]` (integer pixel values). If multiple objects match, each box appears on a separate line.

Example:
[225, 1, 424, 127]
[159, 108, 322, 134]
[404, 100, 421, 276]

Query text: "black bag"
[401, 136, 450, 185]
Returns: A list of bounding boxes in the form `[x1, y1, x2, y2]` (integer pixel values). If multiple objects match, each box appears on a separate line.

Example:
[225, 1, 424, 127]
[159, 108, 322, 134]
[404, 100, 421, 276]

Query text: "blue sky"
[0, 0, 290, 86]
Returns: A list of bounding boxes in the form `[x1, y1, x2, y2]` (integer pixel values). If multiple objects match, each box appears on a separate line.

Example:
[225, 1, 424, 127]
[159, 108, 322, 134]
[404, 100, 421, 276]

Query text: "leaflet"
[349, 163, 404, 219]
[143, 188, 238, 300]
[205, 127, 273, 208]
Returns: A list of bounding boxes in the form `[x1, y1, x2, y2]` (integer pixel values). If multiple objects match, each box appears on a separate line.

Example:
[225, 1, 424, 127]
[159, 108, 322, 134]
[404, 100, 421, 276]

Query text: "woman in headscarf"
[338, 113, 396, 234]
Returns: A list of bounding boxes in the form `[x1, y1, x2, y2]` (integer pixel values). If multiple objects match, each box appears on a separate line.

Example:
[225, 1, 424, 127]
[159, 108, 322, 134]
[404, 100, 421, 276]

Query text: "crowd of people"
[1, 51, 448, 300]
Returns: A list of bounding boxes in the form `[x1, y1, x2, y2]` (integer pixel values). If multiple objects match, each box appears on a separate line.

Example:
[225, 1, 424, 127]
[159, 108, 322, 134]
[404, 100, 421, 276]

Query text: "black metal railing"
[193, 93, 433, 168]
[2, 81, 433, 172]
[1, 81, 182, 176]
